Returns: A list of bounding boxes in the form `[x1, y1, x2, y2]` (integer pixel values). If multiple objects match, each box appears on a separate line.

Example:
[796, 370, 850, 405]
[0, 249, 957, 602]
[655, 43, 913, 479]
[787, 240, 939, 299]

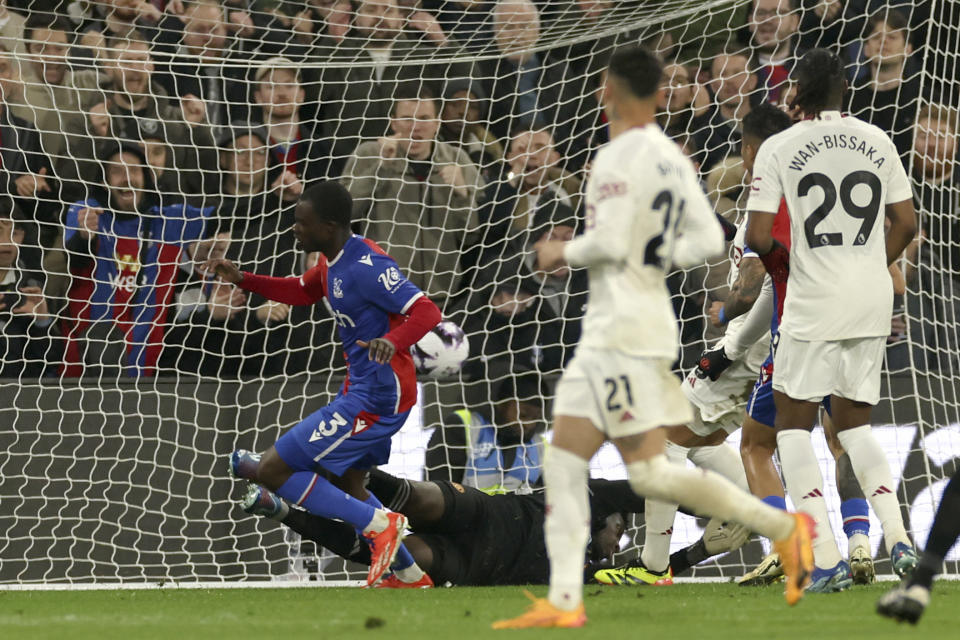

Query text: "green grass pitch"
[2, 582, 958, 640]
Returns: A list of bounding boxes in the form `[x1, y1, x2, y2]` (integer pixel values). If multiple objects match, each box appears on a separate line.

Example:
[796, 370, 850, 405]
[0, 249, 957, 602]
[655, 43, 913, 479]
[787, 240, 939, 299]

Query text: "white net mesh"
[1, 0, 959, 585]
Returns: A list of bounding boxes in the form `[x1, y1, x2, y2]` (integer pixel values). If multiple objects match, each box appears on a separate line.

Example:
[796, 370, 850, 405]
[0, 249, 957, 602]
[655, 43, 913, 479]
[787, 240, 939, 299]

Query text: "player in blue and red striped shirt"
[207, 181, 442, 588]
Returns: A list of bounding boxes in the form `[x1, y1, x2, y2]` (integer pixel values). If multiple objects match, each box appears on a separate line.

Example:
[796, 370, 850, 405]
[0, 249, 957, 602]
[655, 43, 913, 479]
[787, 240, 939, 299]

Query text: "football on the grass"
[411, 321, 469, 379]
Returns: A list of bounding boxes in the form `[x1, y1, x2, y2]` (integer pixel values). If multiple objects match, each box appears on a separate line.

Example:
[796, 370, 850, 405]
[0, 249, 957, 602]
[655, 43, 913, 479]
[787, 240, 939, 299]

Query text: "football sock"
[688, 444, 749, 491]
[626, 454, 794, 544]
[840, 499, 870, 538]
[367, 469, 412, 512]
[361, 492, 422, 579]
[910, 470, 960, 591]
[776, 429, 843, 568]
[282, 508, 372, 565]
[837, 425, 911, 553]
[544, 446, 590, 611]
[274, 472, 384, 534]
[668, 539, 709, 575]
[641, 440, 687, 573]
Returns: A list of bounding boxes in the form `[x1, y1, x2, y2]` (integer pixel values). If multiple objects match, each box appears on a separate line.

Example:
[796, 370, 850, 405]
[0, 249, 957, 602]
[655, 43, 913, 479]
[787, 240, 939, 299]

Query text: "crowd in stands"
[0, 0, 956, 396]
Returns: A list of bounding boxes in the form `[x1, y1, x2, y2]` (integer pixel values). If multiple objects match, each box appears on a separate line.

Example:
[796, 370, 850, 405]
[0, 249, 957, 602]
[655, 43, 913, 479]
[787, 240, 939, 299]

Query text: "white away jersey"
[746, 111, 913, 341]
[564, 124, 724, 358]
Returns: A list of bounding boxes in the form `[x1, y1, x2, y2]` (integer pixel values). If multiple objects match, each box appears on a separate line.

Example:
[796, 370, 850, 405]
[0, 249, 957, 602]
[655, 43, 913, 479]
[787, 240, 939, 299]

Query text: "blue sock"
[275, 472, 376, 531]
[362, 492, 416, 571]
[840, 498, 870, 537]
[762, 495, 787, 510]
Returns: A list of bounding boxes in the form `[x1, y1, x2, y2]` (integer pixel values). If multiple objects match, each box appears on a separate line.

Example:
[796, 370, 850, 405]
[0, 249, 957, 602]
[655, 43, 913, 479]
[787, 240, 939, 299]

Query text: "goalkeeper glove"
[758, 239, 790, 284]
[695, 344, 733, 382]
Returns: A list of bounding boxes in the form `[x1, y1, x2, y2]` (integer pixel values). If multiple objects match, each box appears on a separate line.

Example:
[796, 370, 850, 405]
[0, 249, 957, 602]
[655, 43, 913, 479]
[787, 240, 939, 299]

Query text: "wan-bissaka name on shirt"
[788, 134, 888, 171]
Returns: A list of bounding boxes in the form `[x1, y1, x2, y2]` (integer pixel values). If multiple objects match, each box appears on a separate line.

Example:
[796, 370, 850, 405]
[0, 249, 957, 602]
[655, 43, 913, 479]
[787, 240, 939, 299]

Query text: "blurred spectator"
[74, 0, 167, 63]
[433, 0, 495, 48]
[287, 0, 353, 53]
[0, 198, 53, 378]
[252, 57, 333, 184]
[899, 103, 960, 371]
[397, 0, 452, 47]
[846, 10, 920, 160]
[318, 0, 447, 166]
[155, 0, 255, 129]
[797, 0, 846, 52]
[748, 0, 801, 103]
[697, 51, 759, 172]
[0, 45, 57, 250]
[15, 14, 102, 205]
[60, 141, 213, 377]
[438, 78, 503, 183]
[78, 36, 218, 204]
[342, 83, 481, 311]
[475, 0, 583, 163]
[656, 62, 711, 143]
[425, 371, 546, 493]
[476, 128, 580, 263]
[0, 0, 27, 65]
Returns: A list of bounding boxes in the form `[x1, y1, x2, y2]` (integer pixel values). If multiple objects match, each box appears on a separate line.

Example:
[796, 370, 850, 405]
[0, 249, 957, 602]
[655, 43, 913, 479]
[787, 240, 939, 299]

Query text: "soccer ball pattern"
[411, 321, 470, 379]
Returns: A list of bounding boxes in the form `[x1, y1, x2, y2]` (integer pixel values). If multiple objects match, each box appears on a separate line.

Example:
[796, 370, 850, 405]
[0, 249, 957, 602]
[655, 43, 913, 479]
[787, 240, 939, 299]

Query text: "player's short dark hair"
[392, 80, 437, 116]
[301, 181, 353, 228]
[789, 48, 845, 117]
[24, 13, 75, 45]
[607, 44, 663, 100]
[865, 8, 909, 38]
[742, 102, 793, 142]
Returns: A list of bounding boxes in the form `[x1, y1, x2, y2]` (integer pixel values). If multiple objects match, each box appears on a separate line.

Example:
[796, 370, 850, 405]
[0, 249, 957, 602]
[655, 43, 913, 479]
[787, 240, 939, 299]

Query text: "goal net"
[1, 0, 958, 586]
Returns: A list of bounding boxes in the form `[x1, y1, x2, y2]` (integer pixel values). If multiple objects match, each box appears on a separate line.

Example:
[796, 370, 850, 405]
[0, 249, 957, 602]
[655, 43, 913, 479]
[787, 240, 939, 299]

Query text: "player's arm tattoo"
[723, 257, 765, 322]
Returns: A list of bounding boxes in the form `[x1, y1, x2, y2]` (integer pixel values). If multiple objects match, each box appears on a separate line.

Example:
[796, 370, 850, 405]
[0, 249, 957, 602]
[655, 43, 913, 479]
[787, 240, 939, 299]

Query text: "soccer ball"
[411, 321, 470, 379]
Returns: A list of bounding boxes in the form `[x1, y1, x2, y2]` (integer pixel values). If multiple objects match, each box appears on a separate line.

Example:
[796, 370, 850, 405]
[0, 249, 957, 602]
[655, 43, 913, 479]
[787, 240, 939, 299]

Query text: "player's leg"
[638, 426, 690, 583]
[828, 336, 916, 575]
[772, 334, 850, 588]
[878, 469, 960, 624]
[822, 410, 874, 584]
[366, 469, 447, 527]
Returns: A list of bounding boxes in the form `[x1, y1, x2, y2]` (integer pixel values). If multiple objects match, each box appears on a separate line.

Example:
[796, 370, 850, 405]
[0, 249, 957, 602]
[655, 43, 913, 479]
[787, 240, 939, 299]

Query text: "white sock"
[395, 563, 424, 583]
[837, 425, 911, 553]
[640, 441, 688, 573]
[688, 444, 749, 491]
[626, 454, 794, 543]
[776, 429, 843, 568]
[362, 509, 390, 535]
[544, 447, 590, 611]
[848, 532, 870, 555]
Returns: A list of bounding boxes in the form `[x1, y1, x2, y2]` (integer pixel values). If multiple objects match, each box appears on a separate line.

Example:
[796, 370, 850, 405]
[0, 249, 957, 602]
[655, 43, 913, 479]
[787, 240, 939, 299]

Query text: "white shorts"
[680, 360, 757, 437]
[553, 348, 692, 439]
[772, 332, 884, 404]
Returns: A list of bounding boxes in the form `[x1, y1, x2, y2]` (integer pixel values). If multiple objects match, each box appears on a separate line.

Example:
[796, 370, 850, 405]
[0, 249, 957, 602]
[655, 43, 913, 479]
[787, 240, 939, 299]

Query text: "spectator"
[397, 0, 452, 48]
[252, 57, 333, 185]
[438, 78, 503, 183]
[287, 0, 353, 54]
[155, 0, 253, 129]
[0, 1, 27, 72]
[475, 0, 583, 163]
[319, 0, 447, 164]
[60, 141, 213, 377]
[476, 128, 580, 263]
[342, 82, 481, 311]
[74, 0, 167, 63]
[748, 0, 801, 103]
[656, 62, 711, 145]
[900, 103, 960, 371]
[15, 14, 102, 205]
[0, 199, 53, 378]
[78, 36, 218, 204]
[0, 44, 57, 250]
[433, 0, 496, 49]
[425, 371, 546, 493]
[697, 51, 760, 172]
[847, 10, 920, 160]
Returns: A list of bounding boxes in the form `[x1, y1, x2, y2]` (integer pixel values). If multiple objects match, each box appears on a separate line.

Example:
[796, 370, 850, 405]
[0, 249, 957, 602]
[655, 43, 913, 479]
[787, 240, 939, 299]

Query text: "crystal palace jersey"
[746, 111, 913, 341]
[564, 124, 724, 358]
[300, 234, 423, 415]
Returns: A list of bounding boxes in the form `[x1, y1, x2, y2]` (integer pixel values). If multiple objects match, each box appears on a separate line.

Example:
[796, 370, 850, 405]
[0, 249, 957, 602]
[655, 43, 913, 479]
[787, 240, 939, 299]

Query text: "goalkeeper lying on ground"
[236, 466, 750, 586]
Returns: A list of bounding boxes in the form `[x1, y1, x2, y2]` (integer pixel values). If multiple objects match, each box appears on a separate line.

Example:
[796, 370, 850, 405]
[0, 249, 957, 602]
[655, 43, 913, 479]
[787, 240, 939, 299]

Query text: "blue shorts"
[746, 355, 832, 428]
[274, 392, 409, 476]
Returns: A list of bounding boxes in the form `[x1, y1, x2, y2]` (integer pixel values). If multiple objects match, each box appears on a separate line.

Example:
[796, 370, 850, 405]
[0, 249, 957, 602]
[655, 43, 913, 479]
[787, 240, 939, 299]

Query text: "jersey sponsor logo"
[308, 412, 348, 442]
[332, 277, 344, 298]
[593, 180, 627, 203]
[358, 253, 373, 266]
[322, 297, 356, 328]
[378, 266, 402, 292]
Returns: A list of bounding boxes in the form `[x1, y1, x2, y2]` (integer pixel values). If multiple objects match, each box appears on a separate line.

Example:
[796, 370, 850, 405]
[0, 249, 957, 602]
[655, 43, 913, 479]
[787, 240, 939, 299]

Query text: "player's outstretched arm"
[203, 258, 324, 306]
[885, 199, 918, 267]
